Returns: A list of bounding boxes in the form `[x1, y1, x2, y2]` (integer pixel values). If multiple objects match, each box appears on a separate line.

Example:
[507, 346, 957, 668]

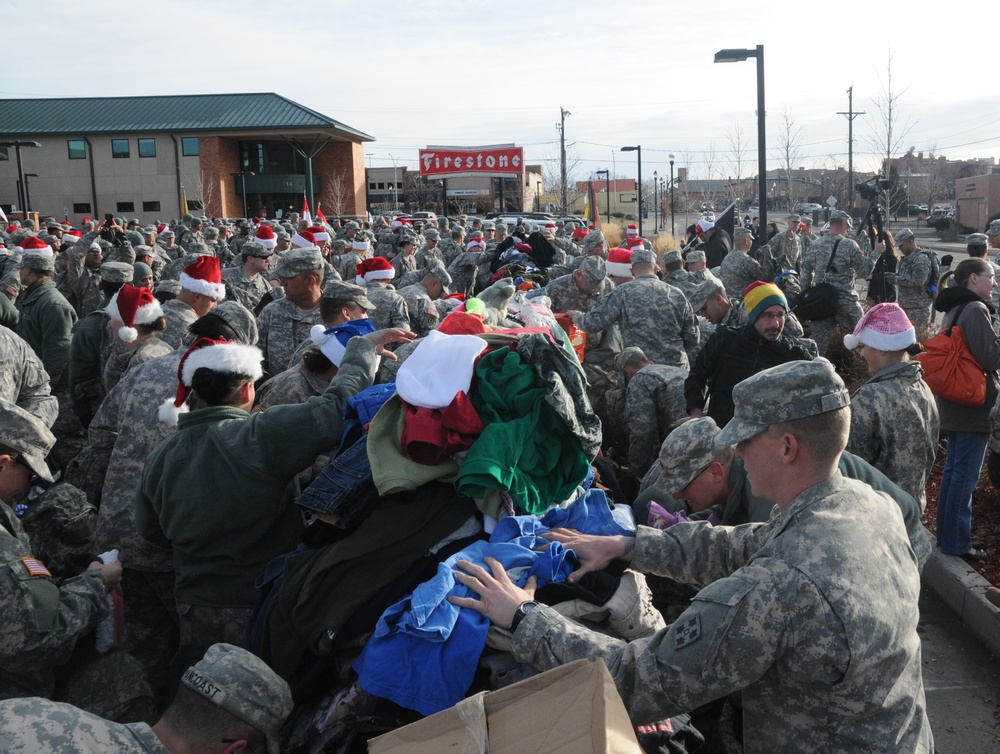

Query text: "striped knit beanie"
[744, 281, 787, 323]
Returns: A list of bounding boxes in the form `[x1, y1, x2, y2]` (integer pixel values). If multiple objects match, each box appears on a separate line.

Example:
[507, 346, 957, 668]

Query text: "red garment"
[400, 391, 485, 465]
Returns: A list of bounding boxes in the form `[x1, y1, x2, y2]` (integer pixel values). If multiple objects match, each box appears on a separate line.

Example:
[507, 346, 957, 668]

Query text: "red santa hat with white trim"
[624, 236, 644, 249]
[625, 224, 639, 237]
[291, 230, 316, 248]
[307, 225, 330, 243]
[356, 256, 394, 285]
[106, 284, 164, 343]
[255, 225, 277, 249]
[605, 247, 634, 277]
[179, 256, 226, 300]
[158, 337, 264, 424]
[64, 229, 83, 245]
[466, 238, 486, 251]
[16, 235, 55, 257]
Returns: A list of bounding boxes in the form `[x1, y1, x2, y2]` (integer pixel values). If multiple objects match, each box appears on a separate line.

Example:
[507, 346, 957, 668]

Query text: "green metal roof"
[0, 93, 373, 141]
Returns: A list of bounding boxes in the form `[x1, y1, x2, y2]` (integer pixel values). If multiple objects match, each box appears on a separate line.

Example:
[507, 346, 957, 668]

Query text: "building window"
[116, 201, 135, 213]
[142, 201, 161, 212]
[181, 137, 199, 156]
[111, 139, 130, 159]
[138, 138, 156, 158]
[377, 182, 385, 190]
[73, 202, 91, 214]
[369, 182, 377, 190]
[397, 182, 403, 189]
[67, 140, 86, 160]
[0, 146, 7, 161]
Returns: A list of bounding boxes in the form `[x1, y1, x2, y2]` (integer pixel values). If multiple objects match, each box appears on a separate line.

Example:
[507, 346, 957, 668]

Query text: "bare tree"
[322, 170, 351, 216]
[543, 150, 583, 211]
[865, 50, 916, 219]
[726, 123, 751, 205]
[775, 107, 804, 210]
[702, 140, 720, 207]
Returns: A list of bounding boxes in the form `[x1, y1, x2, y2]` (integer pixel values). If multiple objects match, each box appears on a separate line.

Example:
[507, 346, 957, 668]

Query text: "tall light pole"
[621, 145, 642, 238]
[714, 45, 766, 235]
[231, 171, 255, 219]
[653, 170, 659, 232]
[595, 169, 610, 224]
[0, 140, 41, 218]
[536, 181, 542, 211]
[669, 154, 676, 237]
[388, 153, 399, 213]
[23, 173, 38, 214]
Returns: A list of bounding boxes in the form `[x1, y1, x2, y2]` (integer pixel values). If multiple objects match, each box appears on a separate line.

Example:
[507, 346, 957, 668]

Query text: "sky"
[7, 0, 1000, 185]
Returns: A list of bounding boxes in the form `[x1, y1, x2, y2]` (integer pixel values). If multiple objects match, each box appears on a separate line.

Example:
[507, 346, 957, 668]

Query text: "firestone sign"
[419, 145, 523, 177]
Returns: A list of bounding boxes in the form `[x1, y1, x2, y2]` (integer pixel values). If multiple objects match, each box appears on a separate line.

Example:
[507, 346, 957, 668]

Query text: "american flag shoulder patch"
[21, 558, 52, 578]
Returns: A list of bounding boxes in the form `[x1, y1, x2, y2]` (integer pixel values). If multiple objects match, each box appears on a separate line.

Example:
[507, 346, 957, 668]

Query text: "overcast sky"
[8, 0, 999, 183]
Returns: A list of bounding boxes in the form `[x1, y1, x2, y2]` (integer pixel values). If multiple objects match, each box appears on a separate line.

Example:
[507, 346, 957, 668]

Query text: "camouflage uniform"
[890, 249, 934, 338]
[663, 268, 693, 295]
[572, 274, 699, 368]
[847, 361, 939, 510]
[625, 364, 688, 478]
[257, 298, 322, 377]
[65, 235, 106, 318]
[392, 254, 419, 287]
[67, 304, 117, 425]
[221, 266, 270, 312]
[413, 244, 442, 269]
[511, 474, 931, 751]
[365, 283, 410, 331]
[398, 282, 441, 336]
[178, 229, 205, 253]
[204, 238, 234, 267]
[758, 230, 802, 283]
[0, 697, 166, 752]
[158, 298, 199, 350]
[545, 273, 614, 314]
[447, 250, 490, 297]
[719, 249, 763, 302]
[0, 326, 58, 428]
[800, 233, 877, 356]
[102, 334, 172, 395]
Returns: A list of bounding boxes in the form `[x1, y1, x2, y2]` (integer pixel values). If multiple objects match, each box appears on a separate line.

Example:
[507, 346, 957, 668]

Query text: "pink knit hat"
[843, 303, 915, 351]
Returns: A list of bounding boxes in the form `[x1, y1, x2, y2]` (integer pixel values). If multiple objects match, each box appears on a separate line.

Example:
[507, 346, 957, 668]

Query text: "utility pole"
[837, 86, 865, 217]
[559, 107, 571, 214]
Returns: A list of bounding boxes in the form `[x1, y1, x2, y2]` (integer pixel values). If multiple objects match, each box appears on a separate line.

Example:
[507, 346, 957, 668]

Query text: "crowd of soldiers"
[0, 203, 951, 751]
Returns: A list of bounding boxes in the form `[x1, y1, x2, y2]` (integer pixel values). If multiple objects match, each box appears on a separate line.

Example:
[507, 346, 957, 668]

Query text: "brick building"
[0, 93, 372, 225]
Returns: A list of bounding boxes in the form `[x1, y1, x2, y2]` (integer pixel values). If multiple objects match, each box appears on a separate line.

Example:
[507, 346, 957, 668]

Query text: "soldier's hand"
[450, 557, 536, 630]
[365, 327, 415, 360]
[543, 529, 635, 583]
[88, 559, 123, 588]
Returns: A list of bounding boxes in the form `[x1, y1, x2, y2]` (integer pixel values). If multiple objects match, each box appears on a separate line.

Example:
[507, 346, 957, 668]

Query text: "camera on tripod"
[855, 175, 891, 202]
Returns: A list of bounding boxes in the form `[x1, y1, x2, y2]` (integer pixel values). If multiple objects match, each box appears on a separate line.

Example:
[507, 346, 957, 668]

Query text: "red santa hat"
[571, 228, 588, 240]
[179, 256, 226, 300]
[255, 225, 277, 249]
[307, 225, 330, 243]
[605, 247, 634, 277]
[157, 224, 169, 236]
[357, 256, 394, 284]
[16, 236, 55, 257]
[158, 337, 264, 424]
[64, 229, 83, 245]
[624, 236, 644, 249]
[105, 284, 164, 343]
[626, 224, 638, 236]
[352, 238, 371, 251]
[291, 230, 316, 248]
[390, 218, 404, 228]
[466, 238, 486, 251]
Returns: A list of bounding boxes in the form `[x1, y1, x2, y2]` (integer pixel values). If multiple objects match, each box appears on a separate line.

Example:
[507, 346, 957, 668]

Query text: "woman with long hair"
[867, 231, 899, 304]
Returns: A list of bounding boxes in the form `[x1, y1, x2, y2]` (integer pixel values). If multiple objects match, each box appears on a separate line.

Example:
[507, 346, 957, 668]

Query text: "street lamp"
[669, 154, 676, 237]
[621, 145, 642, 237]
[23, 173, 38, 214]
[0, 140, 41, 218]
[536, 181, 542, 211]
[389, 153, 399, 213]
[230, 171, 255, 219]
[714, 45, 766, 234]
[653, 171, 659, 233]
[595, 169, 610, 224]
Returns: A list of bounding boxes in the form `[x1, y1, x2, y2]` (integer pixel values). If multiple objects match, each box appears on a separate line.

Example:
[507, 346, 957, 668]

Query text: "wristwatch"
[509, 600, 539, 633]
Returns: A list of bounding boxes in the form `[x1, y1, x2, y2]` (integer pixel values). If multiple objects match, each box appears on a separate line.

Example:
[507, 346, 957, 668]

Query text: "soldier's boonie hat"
[181, 643, 292, 754]
[0, 399, 55, 483]
[276, 247, 323, 278]
[100, 261, 135, 283]
[321, 280, 376, 310]
[659, 417, 721, 495]
[716, 358, 849, 447]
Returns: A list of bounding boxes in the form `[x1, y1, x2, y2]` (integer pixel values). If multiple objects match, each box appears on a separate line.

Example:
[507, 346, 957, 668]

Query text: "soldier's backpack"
[924, 249, 941, 298]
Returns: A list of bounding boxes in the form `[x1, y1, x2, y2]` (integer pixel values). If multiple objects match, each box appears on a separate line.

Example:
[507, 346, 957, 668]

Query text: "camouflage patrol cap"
[829, 209, 853, 228]
[201, 300, 259, 345]
[133, 244, 154, 259]
[426, 258, 452, 290]
[276, 231, 291, 241]
[614, 345, 648, 373]
[331, 238, 348, 250]
[987, 220, 1000, 237]
[275, 247, 324, 278]
[345, 221, 360, 230]
[578, 255, 607, 288]
[688, 277, 725, 313]
[894, 228, 914, 243]
[686, 249, 706, 263]
[241, 241, 273, 258]
[582, 229, 606, 254]
[181, 643, 292, 754]
[423, 228, 441, 241]
[495, 222, 508, 233]
[100, 261, 135, 283]
[468, 230, 484, 240]
[203, 226, 220, 238]
[785, 214, 801, 223]
[733, 227, 753, 239]
[968, 233, 989, 247]
[662, 249, 683, 265]
[0, 399, 56, 483]
[716, 358, 850, 447]
[659, 417, 722, 495]
[321, 280, 376, 310]
[800, 216, 813, 226]
[155, 278, 182, 296]
[483, 221, 496, 230]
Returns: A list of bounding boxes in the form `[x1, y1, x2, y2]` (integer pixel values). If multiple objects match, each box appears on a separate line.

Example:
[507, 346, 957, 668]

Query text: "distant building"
[0, 93, 373, 224]
[366, 164, 543, 215]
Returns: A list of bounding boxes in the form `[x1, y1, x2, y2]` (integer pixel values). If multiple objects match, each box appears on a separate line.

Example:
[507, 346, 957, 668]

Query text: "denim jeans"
[936, 431, 989, 556]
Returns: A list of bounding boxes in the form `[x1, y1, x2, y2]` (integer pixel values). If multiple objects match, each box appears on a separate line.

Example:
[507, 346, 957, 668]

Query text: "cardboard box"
[368, 659, 640, 753]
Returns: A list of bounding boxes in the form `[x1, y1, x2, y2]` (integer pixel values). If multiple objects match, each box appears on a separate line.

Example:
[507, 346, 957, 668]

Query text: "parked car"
[795, 203, 824, 214]
[409, 211, 437, 223]
[748, 205, 760, 214]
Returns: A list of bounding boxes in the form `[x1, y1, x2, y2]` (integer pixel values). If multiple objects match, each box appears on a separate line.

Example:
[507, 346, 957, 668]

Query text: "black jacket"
[701, 228, 732, 269]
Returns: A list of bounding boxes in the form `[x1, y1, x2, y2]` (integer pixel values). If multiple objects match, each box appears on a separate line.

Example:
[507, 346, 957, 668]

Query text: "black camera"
[855, 175, 891, 202]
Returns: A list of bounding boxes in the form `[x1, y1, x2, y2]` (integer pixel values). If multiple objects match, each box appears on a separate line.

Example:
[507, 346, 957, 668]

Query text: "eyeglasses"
[757, 310, 787, 321]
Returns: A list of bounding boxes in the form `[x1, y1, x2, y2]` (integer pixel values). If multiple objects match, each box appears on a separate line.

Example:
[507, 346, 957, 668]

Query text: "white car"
[796, 203, 824, 214]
